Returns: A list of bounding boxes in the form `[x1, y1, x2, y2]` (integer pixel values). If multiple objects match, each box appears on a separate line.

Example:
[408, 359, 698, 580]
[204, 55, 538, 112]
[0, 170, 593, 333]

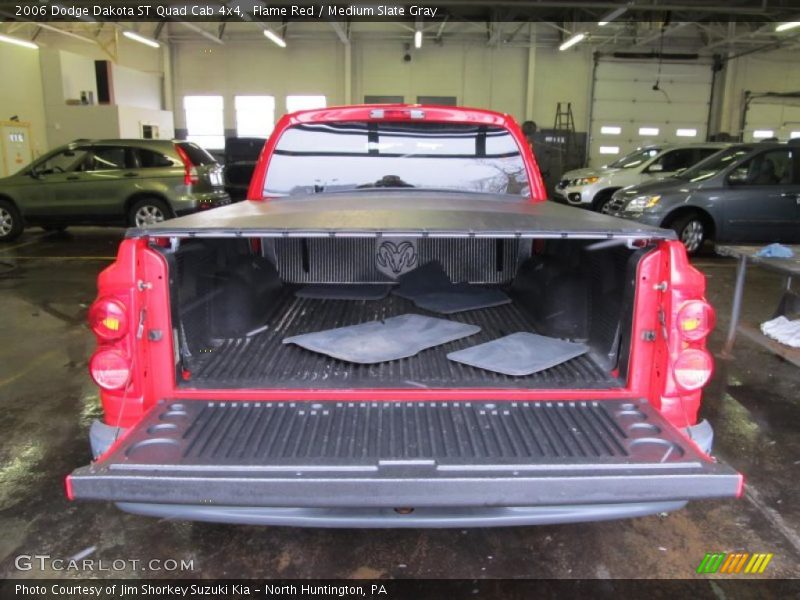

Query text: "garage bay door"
[588, 59, 713, 167]
[744, 95, 800, 142]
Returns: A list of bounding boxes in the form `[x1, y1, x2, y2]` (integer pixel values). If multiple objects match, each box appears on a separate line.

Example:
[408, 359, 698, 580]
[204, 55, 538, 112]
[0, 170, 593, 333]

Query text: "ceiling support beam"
[329, 21, 350, 44]
[178, 22, 225, 44]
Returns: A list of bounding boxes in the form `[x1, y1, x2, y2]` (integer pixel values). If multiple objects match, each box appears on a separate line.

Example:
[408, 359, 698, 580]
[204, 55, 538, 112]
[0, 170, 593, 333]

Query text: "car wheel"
[129, 198, 172, 228]
[670, 212, 707, 256]
[593, 192, 615, 213]
[0, 200, 23, 242]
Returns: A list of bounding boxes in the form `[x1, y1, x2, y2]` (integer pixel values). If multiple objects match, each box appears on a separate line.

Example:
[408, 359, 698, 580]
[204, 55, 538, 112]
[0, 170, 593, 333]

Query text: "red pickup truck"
[68, 105, 741, 527]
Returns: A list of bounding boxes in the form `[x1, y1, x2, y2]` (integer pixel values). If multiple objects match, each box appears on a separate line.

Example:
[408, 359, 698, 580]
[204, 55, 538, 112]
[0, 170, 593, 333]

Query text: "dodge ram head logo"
[375, 239, 418, 278]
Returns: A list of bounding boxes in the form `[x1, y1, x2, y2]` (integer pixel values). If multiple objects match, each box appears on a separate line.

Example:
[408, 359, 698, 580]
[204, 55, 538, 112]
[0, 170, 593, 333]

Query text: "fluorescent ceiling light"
[123, 31, 160, 48]
[775, 22, 800, 32]
[598, 5, 629, 26]
[0, 33, 38, 49]
[639, 127, 659, 136]
[676, 128, 698, 137]
[414, 30, 422, 49]
[753, 129, 774, 139]
[559, 32, 585, 51]
[599, 146, 620, 155]
[263, 28, 287, 48]
[601, 125, 622, 135]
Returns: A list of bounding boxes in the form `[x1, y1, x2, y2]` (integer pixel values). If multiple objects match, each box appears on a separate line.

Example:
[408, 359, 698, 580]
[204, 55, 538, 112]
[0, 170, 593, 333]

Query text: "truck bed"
[183, 286, 619, 390]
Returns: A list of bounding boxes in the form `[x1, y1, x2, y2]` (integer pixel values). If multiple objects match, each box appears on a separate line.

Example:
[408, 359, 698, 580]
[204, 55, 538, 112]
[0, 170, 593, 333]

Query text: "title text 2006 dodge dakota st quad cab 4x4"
[67, 105, 741, 527]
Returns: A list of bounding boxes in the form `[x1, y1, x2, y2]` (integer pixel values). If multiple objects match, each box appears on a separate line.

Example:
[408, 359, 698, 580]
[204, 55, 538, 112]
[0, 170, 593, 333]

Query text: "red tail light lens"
[89, 349, 132, 390]
[175, 144, 199, 186]
[673, 349, 713, 391]
[677, 300, 715, 341]
[88, 297, 128, 341]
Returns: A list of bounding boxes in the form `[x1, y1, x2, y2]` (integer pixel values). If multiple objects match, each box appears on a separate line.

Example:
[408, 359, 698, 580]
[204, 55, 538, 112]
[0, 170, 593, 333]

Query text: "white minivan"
[554, 143, 728, 212]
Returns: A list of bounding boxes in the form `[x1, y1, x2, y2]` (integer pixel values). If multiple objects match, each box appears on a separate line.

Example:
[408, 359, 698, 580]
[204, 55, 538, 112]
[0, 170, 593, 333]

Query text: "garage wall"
[172, 39, 345, 133]
[0, 45, 48, 159]
[717, 49, 800, 140]
[0, 34, 169, 152]
[170, 38, 593, 135]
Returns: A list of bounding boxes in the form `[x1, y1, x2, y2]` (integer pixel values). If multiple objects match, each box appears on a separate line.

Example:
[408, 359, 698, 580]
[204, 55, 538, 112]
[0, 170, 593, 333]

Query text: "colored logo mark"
[697, 552, 773, 574]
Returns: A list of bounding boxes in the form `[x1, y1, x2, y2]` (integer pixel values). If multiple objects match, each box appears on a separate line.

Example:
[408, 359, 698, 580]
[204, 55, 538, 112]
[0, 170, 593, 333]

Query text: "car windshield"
[607, 147, 660, 169]
[262, 121, 530, 197]
[676, 146, 754, 183]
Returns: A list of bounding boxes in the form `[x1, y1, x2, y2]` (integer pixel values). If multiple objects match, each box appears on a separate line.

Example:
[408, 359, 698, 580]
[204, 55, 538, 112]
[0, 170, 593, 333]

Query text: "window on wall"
[235, 95, 276, 138]
[183, 95, 225, 149]
[417, 96, 458, 106]
[286, 95, 327, 113]
[364, 95, 404, 104]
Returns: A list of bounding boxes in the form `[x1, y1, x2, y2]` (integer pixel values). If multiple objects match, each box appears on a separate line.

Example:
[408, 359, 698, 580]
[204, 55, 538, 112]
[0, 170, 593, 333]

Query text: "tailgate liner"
[70, 399, 741, 507]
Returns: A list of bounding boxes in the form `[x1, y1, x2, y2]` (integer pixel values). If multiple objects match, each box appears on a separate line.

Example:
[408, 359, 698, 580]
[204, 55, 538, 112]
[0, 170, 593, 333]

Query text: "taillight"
[673, 349, 713, 391]
[369, 108, 425, 119]
[88, 297, 128, 341]
[175, 144, 199, 186]
[677, 300, 715, 341]
[89, 349, 132, 390]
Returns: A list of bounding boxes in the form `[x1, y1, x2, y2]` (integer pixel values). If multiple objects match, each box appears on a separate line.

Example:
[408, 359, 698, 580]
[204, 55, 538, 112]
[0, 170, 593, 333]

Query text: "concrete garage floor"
[0, 228, 799, 581]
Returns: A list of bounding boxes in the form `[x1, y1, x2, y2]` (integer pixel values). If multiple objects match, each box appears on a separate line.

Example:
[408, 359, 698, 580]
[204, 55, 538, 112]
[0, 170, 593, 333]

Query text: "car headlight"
[625, 195, 661, 212]
[572, 176, 600, 186]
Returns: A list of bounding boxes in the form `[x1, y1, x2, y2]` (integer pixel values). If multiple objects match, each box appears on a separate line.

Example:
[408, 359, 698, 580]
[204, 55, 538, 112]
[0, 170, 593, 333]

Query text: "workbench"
[716, 244, 800, 367]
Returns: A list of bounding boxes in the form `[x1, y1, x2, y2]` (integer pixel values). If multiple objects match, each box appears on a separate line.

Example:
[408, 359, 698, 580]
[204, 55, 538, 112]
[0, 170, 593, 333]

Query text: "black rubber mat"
[184, 287, 619, 390]
[448, 332, 589, 377]
[295, 284, 392, 301]
[283, 314, 481, 364]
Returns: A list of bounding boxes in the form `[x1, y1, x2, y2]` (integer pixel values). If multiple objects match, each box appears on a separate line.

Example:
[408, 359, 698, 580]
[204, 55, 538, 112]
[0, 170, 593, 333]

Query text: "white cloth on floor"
[760, 316, 800, 348]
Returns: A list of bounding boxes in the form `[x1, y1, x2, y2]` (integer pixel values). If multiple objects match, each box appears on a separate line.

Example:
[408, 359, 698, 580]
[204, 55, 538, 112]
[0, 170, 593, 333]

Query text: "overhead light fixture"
[263, 28, 287, 48]
[559, 32, 585, 51]
[414, 29, 422, 49]
[598, 4, 630, 26]
[0, 33, 39, 50]
[775, 22, 800, 32]
[122, 31, 160, 48]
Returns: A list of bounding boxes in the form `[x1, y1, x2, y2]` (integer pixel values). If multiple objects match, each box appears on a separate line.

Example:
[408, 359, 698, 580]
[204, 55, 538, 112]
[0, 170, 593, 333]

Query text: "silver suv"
[553, 143, 728, 212]
[0, 139, 230, 242]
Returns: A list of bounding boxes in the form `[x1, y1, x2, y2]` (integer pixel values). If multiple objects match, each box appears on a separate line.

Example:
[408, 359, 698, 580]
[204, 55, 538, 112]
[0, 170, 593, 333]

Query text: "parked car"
[223, 137, 266, 201]
[68, 105, 740, 527]
[554, 143, 728, 212]
[0, 139, 230, 242]
[604, 141, 800, 254]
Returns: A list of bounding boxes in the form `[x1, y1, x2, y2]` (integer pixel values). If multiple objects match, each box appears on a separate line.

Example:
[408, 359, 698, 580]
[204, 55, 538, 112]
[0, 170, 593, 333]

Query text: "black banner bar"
[0, 1, 787, 23]
[2, 579, 800, 600]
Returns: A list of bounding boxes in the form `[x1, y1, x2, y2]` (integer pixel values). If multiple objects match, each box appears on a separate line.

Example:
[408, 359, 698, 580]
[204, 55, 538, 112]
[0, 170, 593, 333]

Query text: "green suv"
[0, 139, 230, 242]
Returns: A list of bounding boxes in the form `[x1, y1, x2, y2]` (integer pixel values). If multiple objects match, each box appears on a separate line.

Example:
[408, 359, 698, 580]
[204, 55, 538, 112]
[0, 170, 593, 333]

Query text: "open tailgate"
[69, 399, 741, 507]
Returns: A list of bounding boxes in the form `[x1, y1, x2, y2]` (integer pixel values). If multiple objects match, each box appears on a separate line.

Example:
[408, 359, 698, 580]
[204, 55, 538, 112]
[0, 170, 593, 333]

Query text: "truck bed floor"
[184, 287, 620, 390]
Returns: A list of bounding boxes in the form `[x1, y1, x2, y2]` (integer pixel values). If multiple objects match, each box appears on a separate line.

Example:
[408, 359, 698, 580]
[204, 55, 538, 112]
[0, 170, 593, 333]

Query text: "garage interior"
[1, 0, 800, 583]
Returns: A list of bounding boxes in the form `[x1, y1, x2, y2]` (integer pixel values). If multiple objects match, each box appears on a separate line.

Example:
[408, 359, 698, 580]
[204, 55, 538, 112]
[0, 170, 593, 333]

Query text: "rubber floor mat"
[296, 284, 392, 301]
[411, 287, 511, 314]
[447, 332, 589, 376]
[283, 314, 481, 364]
[394, 261, 511, 314]
[393, 261, 452, 300]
